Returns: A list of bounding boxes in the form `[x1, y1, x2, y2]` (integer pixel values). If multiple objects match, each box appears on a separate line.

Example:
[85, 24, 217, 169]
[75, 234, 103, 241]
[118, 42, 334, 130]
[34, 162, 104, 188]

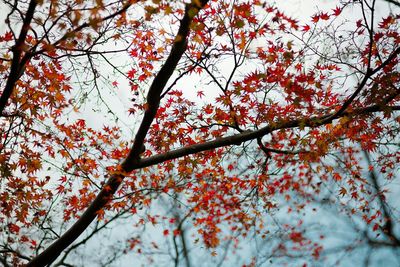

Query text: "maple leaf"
[333, 173, 342, 181]
[320, 12, 329, 21]
[129, 49, 138, 57]
[332, 6, 342, 16]
[379, 16, 395, 29]
[173, 229, 181, 236]
[1, 31, 13, 41]
[138, 74, 147, 82]
[127, 69, 137, 79]
[339, 187, 347, 197]
[96, 209, 105, 220]
[9, 223, 20, 234]
[197, 90, 205, 98]
[351, 192, 359, 199]
[69, 196, 79, 209]
[302, 25, 310, 32]
[311, 15, 320, 23]
[227, 164, 234, 171]
[76, 119, 86, 127]
[204, 104, 213, 114]
[56, 185, 65, 194]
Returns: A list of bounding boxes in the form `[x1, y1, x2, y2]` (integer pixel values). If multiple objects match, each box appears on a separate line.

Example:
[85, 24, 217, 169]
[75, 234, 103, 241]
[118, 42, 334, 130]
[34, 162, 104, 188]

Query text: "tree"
[0, 0, 399, 266]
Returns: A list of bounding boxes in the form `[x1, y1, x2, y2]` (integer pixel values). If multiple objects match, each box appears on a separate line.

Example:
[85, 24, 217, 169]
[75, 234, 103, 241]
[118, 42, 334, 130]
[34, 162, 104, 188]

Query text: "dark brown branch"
[0, 256, 10, 267]
[266, 147, 307, 155]
[132, 103, 400, 170]
[0, 110, 24, 117]
[0, 0, 37, 114]
[121, 1, 208, 169]
[27, 1, 209, 266]
[0, 247, 31, 261]
[24, 105, 400, 266]
[383, 0, 400, 7]
[31, 1, 133, 57]
[26, 2, 398, 265]
[0, 0, 134, 117]
[329, 46, 400, 120]
[27, 173, 124, 267]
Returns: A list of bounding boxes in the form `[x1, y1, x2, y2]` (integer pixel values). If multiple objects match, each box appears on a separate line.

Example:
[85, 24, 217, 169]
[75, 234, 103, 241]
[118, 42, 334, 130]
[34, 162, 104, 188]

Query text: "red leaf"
[9, 223, 20, 234]
[227, 164, 234, 171]
[320, 12, 329, 20]
[333, 173, 342, 181]
[332, 6, 342, 16]
[173, 229, 181, 236]
[379, 16, 395, 29]
[77, 119, 86, 127]
[127, 69, 137, 79]
[311, 15, 320, 23]
[289, 231, 303, 242]
[302, 25, 310, 32]
[197, 90, 205, 98]
[2, 31, 13, 41]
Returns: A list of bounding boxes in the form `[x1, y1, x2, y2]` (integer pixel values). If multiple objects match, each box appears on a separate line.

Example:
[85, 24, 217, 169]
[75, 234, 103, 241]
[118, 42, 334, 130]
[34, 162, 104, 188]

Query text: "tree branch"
[121, 0, 209, 168]
[0, 0, 37, 114]
[363, 151, 400, 246]
[27, 1, 209, 266]
[131, 104, 400, 171]
[329, 46, 400, 120]
[25, 1, 398, 266]
[0, 0, 134, 116]
[383, 0, 400, 7]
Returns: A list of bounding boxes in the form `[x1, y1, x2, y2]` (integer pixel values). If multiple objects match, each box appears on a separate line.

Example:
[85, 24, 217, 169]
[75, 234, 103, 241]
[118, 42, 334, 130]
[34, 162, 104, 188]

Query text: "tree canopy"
[0, 0, 399, 266]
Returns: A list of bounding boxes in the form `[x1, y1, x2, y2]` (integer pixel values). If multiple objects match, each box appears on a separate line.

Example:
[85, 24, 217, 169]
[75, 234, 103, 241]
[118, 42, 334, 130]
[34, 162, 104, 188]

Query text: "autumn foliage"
[0, 0, 399, 266]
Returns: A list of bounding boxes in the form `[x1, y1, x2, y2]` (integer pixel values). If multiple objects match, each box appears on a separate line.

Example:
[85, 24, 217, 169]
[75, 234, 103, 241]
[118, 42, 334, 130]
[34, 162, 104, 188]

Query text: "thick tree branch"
[27, 174, 124, 267]
[121, 0, 209, 168]
[0, 0, 37, 115]
[25, 2, 398, 266]
[131, 104, 400, 170]
[27, 103, 399, 266]
[27, 1, 209, 266]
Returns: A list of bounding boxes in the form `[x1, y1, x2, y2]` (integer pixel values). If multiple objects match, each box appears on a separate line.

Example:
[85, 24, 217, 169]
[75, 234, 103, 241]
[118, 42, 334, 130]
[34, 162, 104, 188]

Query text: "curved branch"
[26, 2, 398, 266]
[121, 1, 205, 168]
[131, 104, 400, 170]
[0, 0, 37, 115]
[329, 46, 400, 120]
[27, 1, 209, 266]
[383, 0, 400, 7]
